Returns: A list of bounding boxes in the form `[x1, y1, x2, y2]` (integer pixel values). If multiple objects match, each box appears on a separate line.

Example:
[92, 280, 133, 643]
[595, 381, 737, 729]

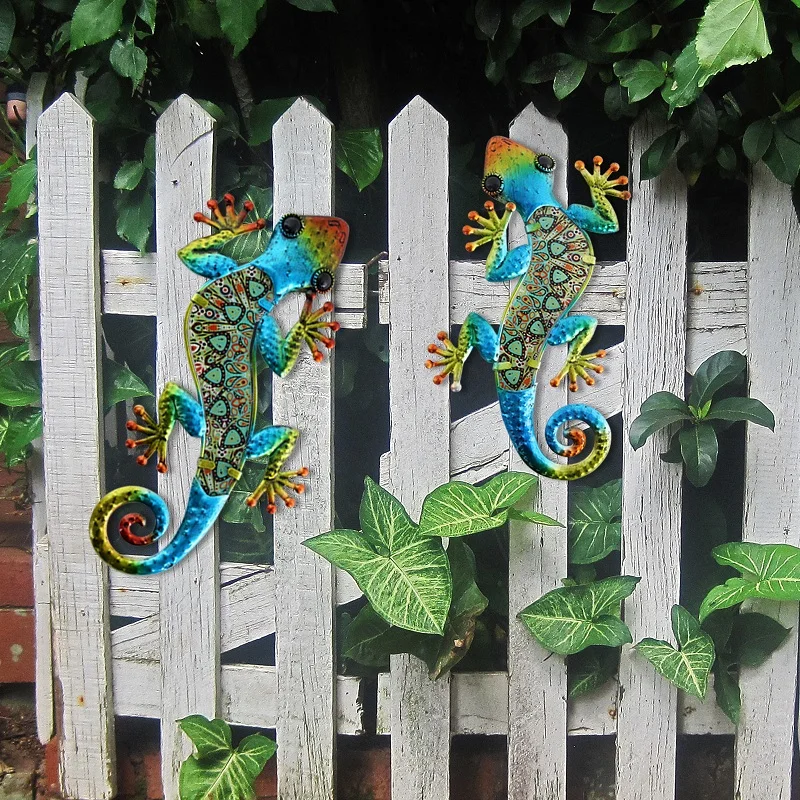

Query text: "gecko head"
[266, 214, 350, 299]
[483, 136, 556, 217]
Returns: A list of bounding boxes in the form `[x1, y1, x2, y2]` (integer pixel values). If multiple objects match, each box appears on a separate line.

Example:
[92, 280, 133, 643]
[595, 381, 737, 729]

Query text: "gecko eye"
[311, 269, 334, 293]
[281, 214, 303, 238]
[482, 174, 503, 197]
[535, 154, 555, 173]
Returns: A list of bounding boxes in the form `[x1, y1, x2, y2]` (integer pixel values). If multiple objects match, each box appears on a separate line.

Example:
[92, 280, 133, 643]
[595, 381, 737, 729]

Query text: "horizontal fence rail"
[33, 91, 800, 800]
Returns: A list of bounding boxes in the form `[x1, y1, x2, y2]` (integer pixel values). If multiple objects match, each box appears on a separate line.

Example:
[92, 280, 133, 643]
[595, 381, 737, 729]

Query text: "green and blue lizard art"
[90, 195, 349, 573]
[426, 137, 629, 480]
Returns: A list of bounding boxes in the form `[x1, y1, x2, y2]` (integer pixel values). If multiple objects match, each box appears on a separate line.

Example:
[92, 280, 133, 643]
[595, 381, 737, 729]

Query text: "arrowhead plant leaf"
[568, 479, 622, 564]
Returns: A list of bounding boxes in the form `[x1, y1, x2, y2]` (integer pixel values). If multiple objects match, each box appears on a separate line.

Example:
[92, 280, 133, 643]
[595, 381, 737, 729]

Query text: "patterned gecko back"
[496, 205, 593, 392]
[186, 263, 274, 496]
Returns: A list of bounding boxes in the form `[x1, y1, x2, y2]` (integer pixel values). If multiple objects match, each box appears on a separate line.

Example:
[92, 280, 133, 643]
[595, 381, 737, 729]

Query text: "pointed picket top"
[156, 93, 216, 136]
[37, 91, 94, 139]
[389, 94, 447, 139]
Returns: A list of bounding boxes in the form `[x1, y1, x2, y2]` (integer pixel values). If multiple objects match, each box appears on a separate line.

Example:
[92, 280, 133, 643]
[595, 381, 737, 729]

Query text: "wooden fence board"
[272, 98, 337, 800]
[735, 165, 800, 800]
[154, 96, 219, 800]
[387, 95, 451, 800]
[38, 94, 115, 800]
[616, 116, 688, 800]
[506, 103, 569, 800]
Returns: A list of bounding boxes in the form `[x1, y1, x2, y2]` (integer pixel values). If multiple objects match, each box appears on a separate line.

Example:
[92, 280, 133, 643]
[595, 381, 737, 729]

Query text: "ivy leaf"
[179, 716, 276, 800]
[70, 0, 126, 49]
[518, 575, 639, 655]
[700, 542, 800, 620]
[335, 129, 384, 192]
[730, 612, 790, 668]
[688, 350, 746, 408]
[216, 0, 267, 55]
[568, 645, 619, 698]
[304, 477, 452, 634]
[613, 59, 666, 103]
[109, 38, 148, 87]
[0, 361, 40, 406]
[219, 186, 272, 264]
[679, 423, 718, 487]
[636, 605, 715, 699]
[285, 0, 337, 10]
[248, 98, 296, 146]
[553, 57, 587, 100]
[475, 0, 502, 39]
[639, 127, 680, 180]
[114, 161, 146, 191]
[5, 159, 36, 211]
[0, 407, 42, 466]
[704, 396, 774, 429]
[743, 119, 774, 161]
[0, 233, 36, 299]
[115, 185, 154, 253]
[103, 358, 151, 410]
[695, 0, 771, 83]
[0, 0, 15, 60]
[419, 472, 537, 538]
[568, 479, 622, 564]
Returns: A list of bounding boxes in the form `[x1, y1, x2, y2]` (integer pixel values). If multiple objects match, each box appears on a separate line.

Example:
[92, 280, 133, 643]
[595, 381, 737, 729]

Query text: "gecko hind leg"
[547, 315, 605, 393]
[244, 426, 307, 514]
[126, 382, 205, 473]
[425, 312, 498, 392]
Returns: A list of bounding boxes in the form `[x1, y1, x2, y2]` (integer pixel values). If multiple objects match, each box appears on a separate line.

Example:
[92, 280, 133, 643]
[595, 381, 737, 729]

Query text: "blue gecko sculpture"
[90, 195, 349, 573]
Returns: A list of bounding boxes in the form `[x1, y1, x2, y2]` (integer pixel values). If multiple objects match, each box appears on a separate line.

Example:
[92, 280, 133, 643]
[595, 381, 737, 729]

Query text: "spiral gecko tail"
[498, 386, 610, 480]
[89, 478, 228, 574]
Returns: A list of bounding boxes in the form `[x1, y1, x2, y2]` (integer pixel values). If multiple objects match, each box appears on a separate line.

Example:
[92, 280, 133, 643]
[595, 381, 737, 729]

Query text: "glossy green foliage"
[629, 351, 774, 487]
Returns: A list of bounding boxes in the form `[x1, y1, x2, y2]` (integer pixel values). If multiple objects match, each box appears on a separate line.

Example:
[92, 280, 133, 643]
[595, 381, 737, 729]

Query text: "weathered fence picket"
[32, 90, 800, 800]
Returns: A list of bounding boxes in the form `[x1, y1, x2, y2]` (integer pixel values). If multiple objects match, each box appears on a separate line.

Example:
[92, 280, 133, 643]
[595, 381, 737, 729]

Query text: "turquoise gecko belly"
[496, 205, 594, 392]
[185, 264, 273, 496]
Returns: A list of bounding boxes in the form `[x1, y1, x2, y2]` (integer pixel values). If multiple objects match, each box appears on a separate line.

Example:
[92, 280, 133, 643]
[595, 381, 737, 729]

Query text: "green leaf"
[743, 119, 774, 162]
[604, 82, 637, 121]
[115, 185, 154, 253]
[179, 715, 276, 800]
[248, 98, 297, 146]
[335, 129, 384, 192]
[0, 360, 40, 406]
[688, 350, 746, 408]
[636, 605, 715, 699]
[419, 472, 537, 538]
[304, 477, 452, 634]
[568, 479, 622, 564]
[717, 144, 737, 172]
[114, 161, 146, 191]
[660, 430, 683, 463]
[704, 396, 774, 429]
[700, 542, 800, 620]
[5, 159, 37, 211]
[593, 0, 635, 10]
[179, 715, 233, 759]
[507, 508, 563, 526]
[519, 52, 572, 84]
[614, 59, 666, 103]
[219, 186, 272, 264]
[695, 0, 771, 83]
[216, 0, 267, 55]
[713, 654, 740, 724]
[730, 612, 790, 668]
[475, 0, 502, 39]
[103, 359, 151, 410]
[70, 0, 125, 49]
[109, 38, 148, 87]
[568, 645, 619, 698]
[640, 391, 690, 416]
[0, 0, 15, 60]
[548, 0, 571, 27]
[629, 408, 691, 449]
[221, 462, 267, 534]
[763, 120, 800, 184]
[343, 603, 424, 668]
[679, 423, 718, 487]
[0, 343, 28, 370]
[0, 407, 42, 466]
[0, 233, 36, 299]
[662, 41, 703, 112]
[639, 128, 680, 180]
[285, 0, 337, 10]
[553, 58, 587, 100]
[512, 0, 547, 28]
[687, 94, 719, 154]
[136, 0, 157, 32]
[518, 575, 639, 656]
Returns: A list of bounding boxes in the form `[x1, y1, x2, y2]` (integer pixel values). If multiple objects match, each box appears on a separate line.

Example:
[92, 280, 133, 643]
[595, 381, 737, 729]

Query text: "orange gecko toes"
[125, 439, 136, 449]
[609, 162, 620, 172]
[299, 467, 310, 477]
[569, 382, 578, 392]
[285, 498, 295, 508]
[207, 199, 218, 209]
[593, 155, 603, 166]
[312, 351, 324, 362]
[597, 349, 606, 357]
[484, 200, 494, 210]
[433, 375, 443, 385]
[295, 484, 305, 494]
[243, 200, 255, 211]
[618, 176, 628, 185]
[266, 503, 277, 514]
[329, 321, 341, 332]
[322, 302, 334, 313]
[574, 160, 585, 170]
[133, 405, 145, 415]
[246, 497, 258, 508]
[596, 365, 604, 374]
[586, 377, 595, 386]
[136, 455, 148, 466]
[437, 331, 448, 341]
[223, 193, 235, 205]
[622, 191, 632, 200]
[467, 211, 479, 221]
[157, 462, 168, 474]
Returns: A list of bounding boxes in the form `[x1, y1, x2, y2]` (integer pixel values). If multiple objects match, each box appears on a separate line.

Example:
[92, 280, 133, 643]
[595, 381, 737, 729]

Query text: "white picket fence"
[31, 90, 800, 800]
